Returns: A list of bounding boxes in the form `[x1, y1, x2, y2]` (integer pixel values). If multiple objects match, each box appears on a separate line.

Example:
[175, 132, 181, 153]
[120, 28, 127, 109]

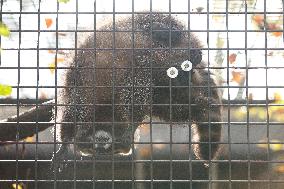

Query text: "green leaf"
[58, 0, 70, 3]
[0, 22, 10, 37]
[0, 84, 12, 96]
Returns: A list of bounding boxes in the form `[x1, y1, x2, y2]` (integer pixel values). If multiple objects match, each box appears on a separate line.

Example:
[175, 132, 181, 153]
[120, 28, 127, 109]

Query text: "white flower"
[181, 60, 193, 71]
[167, 67, 178, 78]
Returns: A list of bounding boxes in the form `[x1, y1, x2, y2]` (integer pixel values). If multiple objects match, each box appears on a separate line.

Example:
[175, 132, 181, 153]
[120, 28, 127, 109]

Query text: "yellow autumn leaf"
[0, 21, 10, 37]
[231, 71, 245, 85]
[212, 15, 225, 22]
[234, 107, 247, 118]
[252, 14, 264, 25]
[267, 23, 282, 37]
[47, 50, 65, 55]
[49, 58, 65, 74]
[216, 37, 224, 48]
[270, 143, 283, 151]
[257, 139, 283, 151]
[56, 57, 65, 63]
[49, 62, 56, 74]
[24, 136, 34, 143]
[256, 141, 267, 149]
[274, 165, 284, 173]
[45, 18, 53, 28]
[269, 100, 284, 117]
[249, 107, 268, 120]
[0, 84, 12, 96]
[274, 92, 282, 102]
[12, 183, 24, 189]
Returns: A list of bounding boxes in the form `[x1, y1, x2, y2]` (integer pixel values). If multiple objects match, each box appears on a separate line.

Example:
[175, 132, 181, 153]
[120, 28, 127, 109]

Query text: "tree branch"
[0, 99, 54, 143]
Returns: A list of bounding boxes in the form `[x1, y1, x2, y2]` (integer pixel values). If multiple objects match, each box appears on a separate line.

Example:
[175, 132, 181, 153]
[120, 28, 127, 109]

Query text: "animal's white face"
[77, 130, 113, 157]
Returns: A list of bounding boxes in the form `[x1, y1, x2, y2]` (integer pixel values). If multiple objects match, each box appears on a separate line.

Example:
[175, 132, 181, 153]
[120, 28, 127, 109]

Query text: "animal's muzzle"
[76, 128, 133, 156]
[94, 130, 112, 151]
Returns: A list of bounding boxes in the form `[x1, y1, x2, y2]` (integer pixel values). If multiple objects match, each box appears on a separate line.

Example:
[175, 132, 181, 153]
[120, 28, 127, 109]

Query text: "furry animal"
[0, 13, 222, 166]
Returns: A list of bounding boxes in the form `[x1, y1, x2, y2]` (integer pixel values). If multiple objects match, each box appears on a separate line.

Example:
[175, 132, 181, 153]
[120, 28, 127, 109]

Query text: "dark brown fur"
[0, 13, 222, 165]
[57, 13, 222, 161]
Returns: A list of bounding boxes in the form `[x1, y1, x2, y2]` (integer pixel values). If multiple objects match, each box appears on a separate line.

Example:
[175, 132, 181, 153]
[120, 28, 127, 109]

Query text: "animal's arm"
[191, 75, 222, 161]
[0, 99, 54, 142]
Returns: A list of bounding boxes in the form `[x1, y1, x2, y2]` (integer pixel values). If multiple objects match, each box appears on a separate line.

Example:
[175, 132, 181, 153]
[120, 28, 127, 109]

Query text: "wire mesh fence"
[0, 0, 284, 189]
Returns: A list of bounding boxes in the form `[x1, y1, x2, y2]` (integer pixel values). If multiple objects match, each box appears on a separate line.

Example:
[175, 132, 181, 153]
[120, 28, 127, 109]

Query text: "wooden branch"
[0, 99, 54, 143]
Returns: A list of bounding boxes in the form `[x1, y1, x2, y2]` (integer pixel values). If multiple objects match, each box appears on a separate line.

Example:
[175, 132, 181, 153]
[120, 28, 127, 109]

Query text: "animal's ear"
[0, 100, 54, 143]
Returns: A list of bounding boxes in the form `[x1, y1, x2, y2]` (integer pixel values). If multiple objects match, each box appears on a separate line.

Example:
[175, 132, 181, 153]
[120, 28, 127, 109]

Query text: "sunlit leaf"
[49, 62, 56, 74]
[24, 137, 34, 143]
[56, 57, 64, 63]
[274, 165, 284, 173]
[257, 139, 284, 151]
[216, 37, 224, 48]
[0, 21, 10, 37]
[0, 84, 12, 96]
[229, 53, 237, 64]
[48, 50, 65, 55]
[212, 15, 225, 22]
[235, 106, 247, 118]
[58, 0, 70, 3]
[12, 183, 24, 189]
[249, 107, 267, 120]
[267, 23, 283, 37]
[49, 58, 65, 74]
[274, 106, 284, 114]
[231, 71, 244, 85]
[256, 140, 267, 149]
[271, 31, 282, 37]
[45, 18, 53, 28]
[252, 14, 265, 30]
[252, 14, 264, 25]
[270, 143, 283, 151]
[274, 92, 282, 102]
[258, 109, 267, 120]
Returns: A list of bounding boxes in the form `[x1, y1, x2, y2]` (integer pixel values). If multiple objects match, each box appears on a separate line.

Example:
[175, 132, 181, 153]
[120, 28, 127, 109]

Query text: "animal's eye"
[181, 60, 192, 71]
[167, 67, 178, 78]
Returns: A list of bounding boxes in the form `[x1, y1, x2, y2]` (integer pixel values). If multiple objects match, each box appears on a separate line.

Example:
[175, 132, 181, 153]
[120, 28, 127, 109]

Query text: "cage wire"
[0, 0, 284, 189]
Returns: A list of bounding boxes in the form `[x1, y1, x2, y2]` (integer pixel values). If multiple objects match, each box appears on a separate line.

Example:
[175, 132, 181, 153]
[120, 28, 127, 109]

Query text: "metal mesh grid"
[0, 0, 284, 189]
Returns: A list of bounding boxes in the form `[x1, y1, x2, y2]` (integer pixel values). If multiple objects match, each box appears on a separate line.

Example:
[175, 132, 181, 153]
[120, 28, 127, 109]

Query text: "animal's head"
[134, 14, 204, 122]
